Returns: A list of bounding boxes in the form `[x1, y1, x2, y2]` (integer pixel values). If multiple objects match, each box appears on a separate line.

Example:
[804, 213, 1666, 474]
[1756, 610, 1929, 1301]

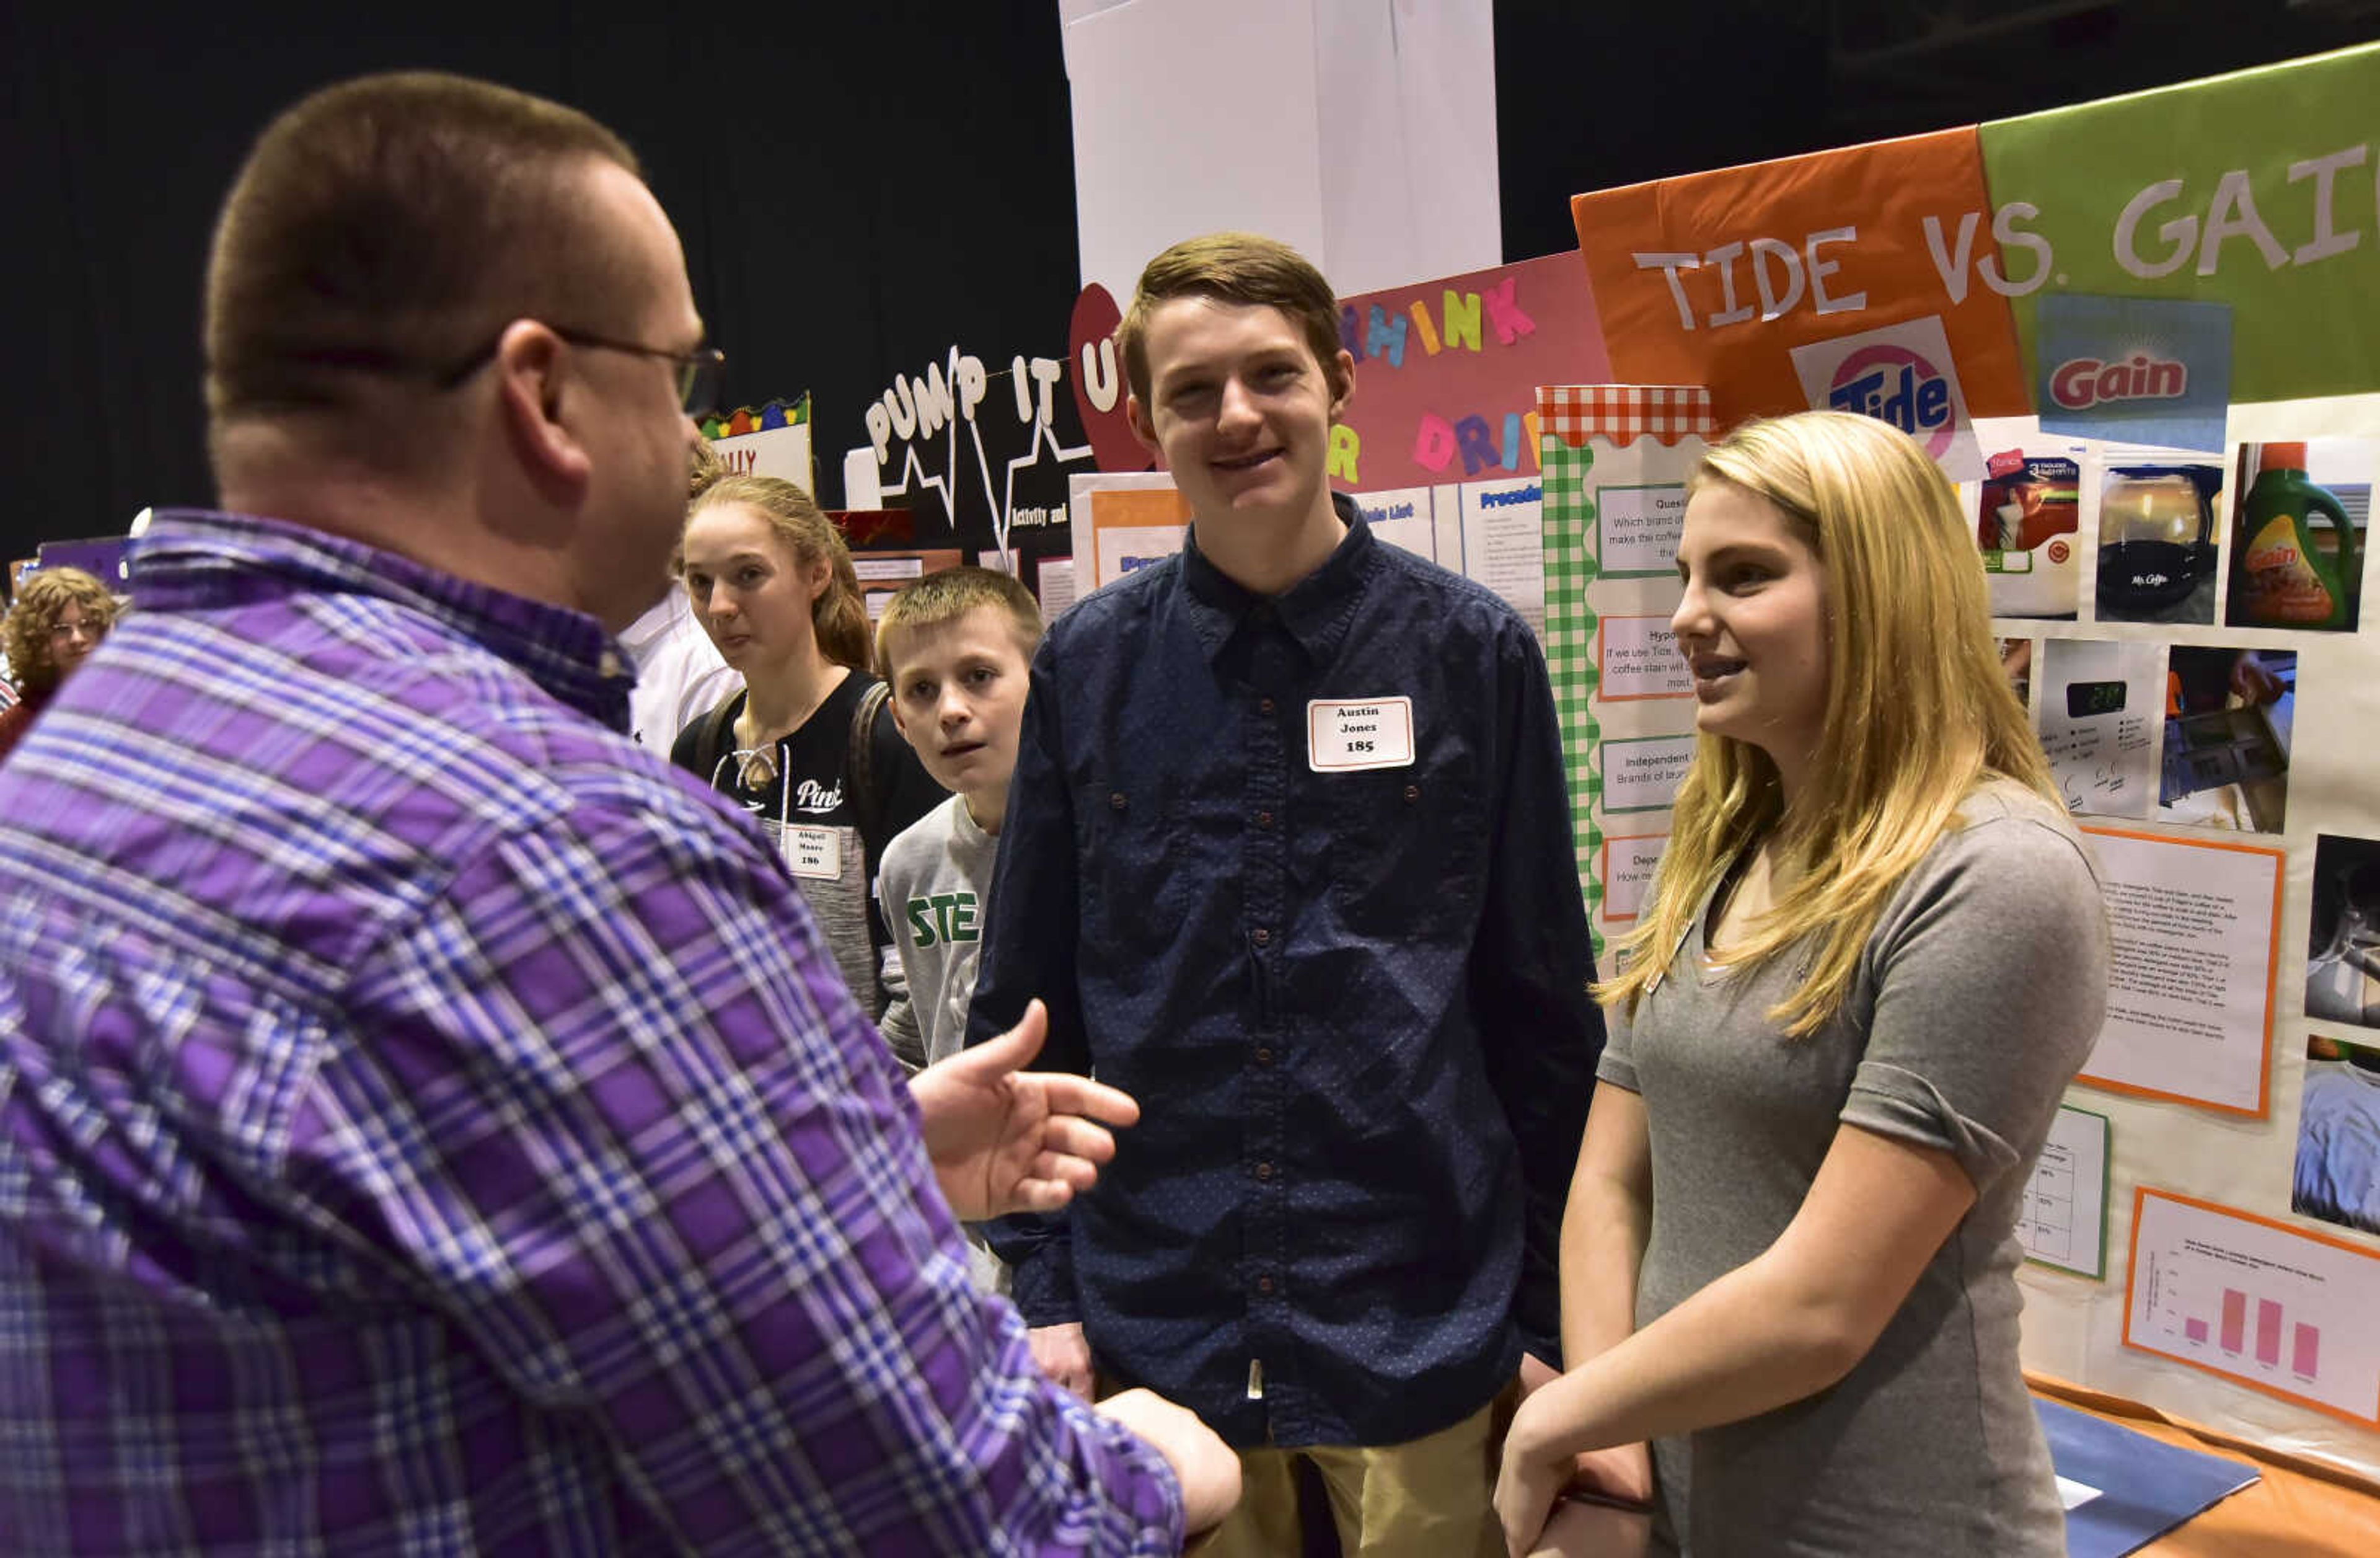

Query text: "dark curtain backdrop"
[1495, 0, 2379, 264]
[1, 0, 1083, 566]
[8, 1, 2375, 569]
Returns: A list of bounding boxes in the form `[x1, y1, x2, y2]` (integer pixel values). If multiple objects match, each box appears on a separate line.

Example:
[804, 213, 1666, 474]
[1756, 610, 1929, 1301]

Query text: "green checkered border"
[1540, 435, 1603, 962]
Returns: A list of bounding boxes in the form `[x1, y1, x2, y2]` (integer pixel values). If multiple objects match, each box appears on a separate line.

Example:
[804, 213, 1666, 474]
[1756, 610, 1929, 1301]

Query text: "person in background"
[0, 69, 1237, 1554]
[1494, 412, 2108, 1557]
[617, 436, 740, 750]
[969, 232, 1603, 1557]
[873, 565, 1045, 1290]
[0, 565, 118, 763]
[672, 474, 946, 1063]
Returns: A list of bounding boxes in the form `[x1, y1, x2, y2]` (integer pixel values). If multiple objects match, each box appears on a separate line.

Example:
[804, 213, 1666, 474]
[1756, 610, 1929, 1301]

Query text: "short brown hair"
[1116, 232, 1345, 405]
[205, 72, 643, 436]
[4, 567, 118, 694]
[687, 476, 873, 673]
[874, 565, 1043, 676]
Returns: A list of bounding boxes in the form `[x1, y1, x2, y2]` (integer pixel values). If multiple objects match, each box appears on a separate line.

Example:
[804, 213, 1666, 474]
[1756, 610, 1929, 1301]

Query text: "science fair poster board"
[1065, 468, 1557, 640]
[1053, 250, 1605, 614]
[1552, 42, 2380, 1482]
[1325, 252, 1609, 495]
[1535, 385, 1714, 936]
[702, 396, 814, 492]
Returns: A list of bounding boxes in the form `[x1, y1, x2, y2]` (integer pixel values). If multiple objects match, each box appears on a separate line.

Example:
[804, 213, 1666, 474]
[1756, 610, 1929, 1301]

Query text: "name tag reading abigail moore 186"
[1307, 697, 1415, 772]
[782, 824, 843, 882]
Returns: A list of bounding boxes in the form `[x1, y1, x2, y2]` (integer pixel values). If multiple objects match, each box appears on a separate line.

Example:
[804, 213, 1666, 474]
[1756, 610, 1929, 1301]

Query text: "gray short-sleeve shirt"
[1599, 782, 2107, 1556]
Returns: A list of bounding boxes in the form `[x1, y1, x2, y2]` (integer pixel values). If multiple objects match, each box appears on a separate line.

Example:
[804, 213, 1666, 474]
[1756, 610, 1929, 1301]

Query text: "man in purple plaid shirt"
[0, 73, 1236, 1554]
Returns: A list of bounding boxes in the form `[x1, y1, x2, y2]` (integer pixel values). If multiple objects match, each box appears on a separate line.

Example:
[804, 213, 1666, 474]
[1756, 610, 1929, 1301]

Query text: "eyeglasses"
[434, 325, 725, 413]
[50, 616, 102, 644]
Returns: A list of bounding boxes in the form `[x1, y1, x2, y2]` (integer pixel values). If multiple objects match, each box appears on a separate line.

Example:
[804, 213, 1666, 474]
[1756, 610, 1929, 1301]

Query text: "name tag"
[1307, 697, 1415, 772]
[783, 824, 843, 882]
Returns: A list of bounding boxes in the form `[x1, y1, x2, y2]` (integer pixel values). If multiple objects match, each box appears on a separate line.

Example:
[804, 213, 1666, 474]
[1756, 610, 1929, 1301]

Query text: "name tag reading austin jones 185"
[1308, 697, 1416, 772]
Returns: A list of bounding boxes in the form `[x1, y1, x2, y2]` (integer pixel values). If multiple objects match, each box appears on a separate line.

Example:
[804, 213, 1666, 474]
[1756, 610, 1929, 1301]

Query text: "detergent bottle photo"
[2225, 441, 2362, 631]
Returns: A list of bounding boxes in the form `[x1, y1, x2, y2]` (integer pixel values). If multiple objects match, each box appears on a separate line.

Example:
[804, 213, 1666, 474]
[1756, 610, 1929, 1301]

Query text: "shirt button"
[1251, 927, 1271, 947]
[1256, 1274, 1276, 1295]
[1254, 810, 1274, 828]
[1403, 784, 1420, 803]
[1254, 1046, 1275, 1067]
[1254, 1161, 1274, 1180]
[1259, 697, 1276, 715]
[1108, 791, 1127, 812]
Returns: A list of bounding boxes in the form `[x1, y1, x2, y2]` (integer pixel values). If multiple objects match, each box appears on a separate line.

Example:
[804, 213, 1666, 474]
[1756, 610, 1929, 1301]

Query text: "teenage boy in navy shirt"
[967, 232, 1602, 1556]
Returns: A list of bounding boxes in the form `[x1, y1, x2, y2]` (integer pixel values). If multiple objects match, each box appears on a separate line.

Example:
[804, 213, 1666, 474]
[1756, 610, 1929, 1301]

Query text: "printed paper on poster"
[1598, 616, 1693, 701]
[1600, 834, 1668, 923]
[1457, 476, 1547, 636]
[2039, 639, 2161, 821]
[1601, 734, 1697, 815]
[1038, 557, 1078, 617]
[1069, 474, 1191, 591]
[2123, 1188, 2380, 1426]
[2019, 1105, 2110, 1279]
[1351, 485, 1439, 562]
[2076, 827, 2281, 1117]
[1595, 482, 1690, 577]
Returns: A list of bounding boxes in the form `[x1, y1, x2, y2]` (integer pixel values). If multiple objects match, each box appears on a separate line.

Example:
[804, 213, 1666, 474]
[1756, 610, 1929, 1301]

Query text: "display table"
[2030, 1375, 2380, 1555]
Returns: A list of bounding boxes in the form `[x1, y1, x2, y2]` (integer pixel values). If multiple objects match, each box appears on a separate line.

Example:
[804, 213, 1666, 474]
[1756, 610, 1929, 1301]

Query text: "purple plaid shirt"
[0, 511, 1182, 1555]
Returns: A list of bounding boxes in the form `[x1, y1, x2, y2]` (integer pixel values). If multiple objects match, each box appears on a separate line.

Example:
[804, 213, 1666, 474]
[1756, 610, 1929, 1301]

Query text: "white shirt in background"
[620, 584, 741, 751]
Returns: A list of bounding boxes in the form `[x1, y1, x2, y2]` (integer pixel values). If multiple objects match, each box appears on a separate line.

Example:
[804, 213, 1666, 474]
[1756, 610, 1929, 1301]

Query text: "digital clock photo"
[2065, 678, 2129, 719]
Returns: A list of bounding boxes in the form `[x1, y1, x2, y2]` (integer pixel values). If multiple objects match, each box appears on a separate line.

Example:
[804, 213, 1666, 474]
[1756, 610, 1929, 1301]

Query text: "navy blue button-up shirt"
[968, 497, 1602, 1448]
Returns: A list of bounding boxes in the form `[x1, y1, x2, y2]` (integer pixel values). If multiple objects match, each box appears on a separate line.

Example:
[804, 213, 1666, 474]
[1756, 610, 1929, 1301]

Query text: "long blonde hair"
[687, 474, 873, 673]
[1598, 412, 2056, 1036]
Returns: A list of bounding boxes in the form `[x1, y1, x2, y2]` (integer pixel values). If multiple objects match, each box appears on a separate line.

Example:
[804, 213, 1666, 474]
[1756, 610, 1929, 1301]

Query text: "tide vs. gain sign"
[1571, 45, 2375, 451]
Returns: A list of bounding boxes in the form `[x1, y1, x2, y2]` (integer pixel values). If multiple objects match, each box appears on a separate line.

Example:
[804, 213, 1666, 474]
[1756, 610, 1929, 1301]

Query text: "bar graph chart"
[2187, 1283, 2320, 1379]
[2123, 1189, 2380, 1425]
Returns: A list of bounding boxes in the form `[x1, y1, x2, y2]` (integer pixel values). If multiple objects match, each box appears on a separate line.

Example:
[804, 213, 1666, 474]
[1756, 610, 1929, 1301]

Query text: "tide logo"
[2048, 353, 2187, 411]
[1827, 344, 1959, 461]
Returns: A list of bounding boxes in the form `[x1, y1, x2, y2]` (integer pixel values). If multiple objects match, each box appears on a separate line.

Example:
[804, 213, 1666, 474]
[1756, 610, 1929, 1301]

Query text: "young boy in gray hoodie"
[874, 567, 1046, 1288]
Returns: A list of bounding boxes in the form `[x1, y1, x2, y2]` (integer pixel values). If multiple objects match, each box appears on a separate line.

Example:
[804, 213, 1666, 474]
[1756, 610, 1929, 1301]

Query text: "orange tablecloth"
[2030, 1375, 2380, 1556]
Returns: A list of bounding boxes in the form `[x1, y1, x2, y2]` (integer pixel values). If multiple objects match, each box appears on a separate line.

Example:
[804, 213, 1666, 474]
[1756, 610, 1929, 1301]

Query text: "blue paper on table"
[2038, 1398, 2259, 1557]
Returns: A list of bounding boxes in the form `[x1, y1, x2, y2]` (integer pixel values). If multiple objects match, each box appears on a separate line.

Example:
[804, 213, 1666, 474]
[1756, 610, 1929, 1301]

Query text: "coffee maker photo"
[2097, 463, 2222, 624]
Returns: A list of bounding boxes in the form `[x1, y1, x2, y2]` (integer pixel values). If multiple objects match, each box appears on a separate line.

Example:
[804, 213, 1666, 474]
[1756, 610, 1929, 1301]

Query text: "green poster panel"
[1540, 431, 1603, 956]
[1980, 42, 2380, 403]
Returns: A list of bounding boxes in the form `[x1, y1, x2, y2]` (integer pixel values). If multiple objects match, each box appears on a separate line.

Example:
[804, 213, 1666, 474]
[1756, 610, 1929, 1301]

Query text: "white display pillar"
[1061, 0, 1502, 303]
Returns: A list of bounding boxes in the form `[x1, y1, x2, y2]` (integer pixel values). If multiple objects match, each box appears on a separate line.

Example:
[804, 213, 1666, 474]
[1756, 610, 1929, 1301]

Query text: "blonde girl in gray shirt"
[1495, 412, 2107, 1556]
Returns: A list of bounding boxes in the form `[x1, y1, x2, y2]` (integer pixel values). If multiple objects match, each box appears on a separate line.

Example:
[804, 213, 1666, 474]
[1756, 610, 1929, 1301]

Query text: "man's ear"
[493, 321, 591, 500]
[1125, 392, 1163, 465]
[1327, 348, 1356, 423]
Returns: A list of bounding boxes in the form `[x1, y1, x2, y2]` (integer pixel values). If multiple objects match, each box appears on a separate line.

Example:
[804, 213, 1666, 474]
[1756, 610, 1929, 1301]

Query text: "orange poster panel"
[1571, 126, 2029, 428]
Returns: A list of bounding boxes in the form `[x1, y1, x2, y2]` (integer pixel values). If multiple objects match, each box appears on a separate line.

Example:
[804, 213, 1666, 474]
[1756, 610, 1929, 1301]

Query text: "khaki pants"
[1188, 1392, 1507, 1558]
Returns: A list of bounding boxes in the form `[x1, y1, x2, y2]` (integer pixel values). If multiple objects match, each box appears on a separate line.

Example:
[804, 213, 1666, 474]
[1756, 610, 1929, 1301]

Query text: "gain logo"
[1826, 343, 1958, 460]
[2047, 352, 2187, 410]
